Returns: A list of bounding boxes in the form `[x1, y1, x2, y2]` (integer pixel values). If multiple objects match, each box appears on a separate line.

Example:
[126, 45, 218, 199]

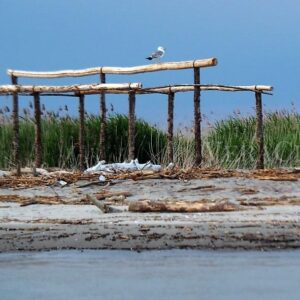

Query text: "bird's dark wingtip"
[146, 57, 152, 60]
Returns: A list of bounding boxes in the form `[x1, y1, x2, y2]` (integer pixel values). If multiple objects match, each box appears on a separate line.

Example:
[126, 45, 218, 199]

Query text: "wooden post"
[128, 91, 136, 161]
[193, 67, 202, 166]
[11, 75, 21, 176]
[255, 92, 264, 169]
[33, 92, 42, 168]
[78, 94, 85, 171]
[99, 73, 106, 161]
[167, 92, 175, 162]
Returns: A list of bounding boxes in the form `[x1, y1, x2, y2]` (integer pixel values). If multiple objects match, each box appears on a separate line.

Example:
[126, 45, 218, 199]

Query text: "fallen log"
[128, 200, 239, 213]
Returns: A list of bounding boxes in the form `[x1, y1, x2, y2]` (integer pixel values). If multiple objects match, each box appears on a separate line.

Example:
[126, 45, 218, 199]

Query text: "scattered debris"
[0, 168, 298, 189]
[84, 159, 161, 173]
[235, 187, 259, 195]
[57, 180, 68, 187]
[238, 196, 300, 206]
[86, 194, 125, 213]
[94, 190, 131, 201]
[0, 194, 88, 205]
[0, 170, 10, 177]
[176, 185, 224, 193]
[99, 175, 106, 182]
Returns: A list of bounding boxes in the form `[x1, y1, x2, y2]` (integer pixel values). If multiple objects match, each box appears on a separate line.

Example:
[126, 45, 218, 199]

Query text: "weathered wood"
[167, 92, 175, 162]
[11, 76, 21, 176]
[143, 84, 273, 94]
[128, 91, 136, 160]
[0, 84, 273, 95]
[128, 200, 239, 213]
[99, 73, 106, 161]
[33, 93, 42, 168]
[7, 58, 218, 78]
[0, 83, 141, 94]
[78, 94, 85, 171]
[193, 67, 202, 166]
[255, 92, 264, 169]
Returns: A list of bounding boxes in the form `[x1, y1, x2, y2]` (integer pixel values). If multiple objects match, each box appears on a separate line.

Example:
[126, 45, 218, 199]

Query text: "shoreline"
[1, 171, 300, 252]
[1, 204, 299, 252]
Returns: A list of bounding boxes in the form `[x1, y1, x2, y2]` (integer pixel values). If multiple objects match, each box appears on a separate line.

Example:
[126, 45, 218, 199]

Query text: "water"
[0, 250, 299, 300]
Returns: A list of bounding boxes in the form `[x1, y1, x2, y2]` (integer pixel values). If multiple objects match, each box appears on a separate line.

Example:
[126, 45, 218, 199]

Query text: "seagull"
[146, 46, 165, 62]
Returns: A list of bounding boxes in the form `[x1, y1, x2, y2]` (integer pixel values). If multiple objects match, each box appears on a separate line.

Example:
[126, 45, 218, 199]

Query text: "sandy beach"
[0, 169, 300, 251]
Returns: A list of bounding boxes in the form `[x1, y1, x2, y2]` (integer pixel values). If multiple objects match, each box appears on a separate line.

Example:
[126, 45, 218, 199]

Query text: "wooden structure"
[0, 58, 273, 174]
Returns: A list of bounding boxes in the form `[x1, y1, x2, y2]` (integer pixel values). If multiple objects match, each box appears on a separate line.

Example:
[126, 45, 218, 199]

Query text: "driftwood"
[11, 75, 21, 176]
[176, 185, 225, 192]
[0, 84, 273, 96]
[143, 84, 273, 94]
[78, 94, 85, 171]
[94, 191, 132, 200]
[33, 93, 42, 167]
[86, 194, 123, 213]
[99, 73, 106, 161]
[238, 196, 300, 206]
[0, 83, 142, 94]
[7, 58, 217, 78]
[128, 91, 136, 160]
[193, 67, 201, 166]
[255, 92, 264, 169]
[167, 92, 174, 162]
[128, 200, 239, 213]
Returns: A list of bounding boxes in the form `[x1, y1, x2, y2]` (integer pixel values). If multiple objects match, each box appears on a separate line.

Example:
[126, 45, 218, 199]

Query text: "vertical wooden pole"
[33, 92, 42, 168]
[193, 67, 202, 166]
[11, 75, 21, 176]
[167, 91, 175, 162]
[255, 92, 264, 169]
[128, 91, 136, 161]
[78, 94, 85, 171]
[99, 73, 106, 161]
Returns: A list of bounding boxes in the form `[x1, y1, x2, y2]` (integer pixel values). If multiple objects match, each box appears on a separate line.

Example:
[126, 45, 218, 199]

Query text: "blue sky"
[0, 0, 299, 128]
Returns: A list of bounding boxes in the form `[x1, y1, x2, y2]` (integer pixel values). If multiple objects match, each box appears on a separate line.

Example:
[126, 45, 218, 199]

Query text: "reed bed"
[205, 111, 300, 168]
[0, 108, 166, 169]
[0, 106, 299, 169]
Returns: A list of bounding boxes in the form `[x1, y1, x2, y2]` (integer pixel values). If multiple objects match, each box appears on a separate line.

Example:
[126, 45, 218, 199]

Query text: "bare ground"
[0, 168, 300, 251]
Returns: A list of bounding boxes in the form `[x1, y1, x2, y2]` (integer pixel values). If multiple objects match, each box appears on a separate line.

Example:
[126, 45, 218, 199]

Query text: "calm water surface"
[0, 250, 299, 300]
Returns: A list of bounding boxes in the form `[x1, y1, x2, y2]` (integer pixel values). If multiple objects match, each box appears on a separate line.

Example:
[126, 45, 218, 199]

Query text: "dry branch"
[7, 58, 217, 78]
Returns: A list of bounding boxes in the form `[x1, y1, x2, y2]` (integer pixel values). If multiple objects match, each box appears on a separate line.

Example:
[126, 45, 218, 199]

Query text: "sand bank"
[0, 170, 299, 251]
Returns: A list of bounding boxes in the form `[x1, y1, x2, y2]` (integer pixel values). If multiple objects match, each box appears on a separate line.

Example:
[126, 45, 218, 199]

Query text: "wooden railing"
[0, 58, 273, 175]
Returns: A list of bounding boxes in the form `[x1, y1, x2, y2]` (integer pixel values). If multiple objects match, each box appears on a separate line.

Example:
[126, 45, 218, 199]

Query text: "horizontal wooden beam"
[0, 83, 142, 95]
[7, 58, 217, 78]
[0, 83, 273, 96]
[143, 84, 273, 94]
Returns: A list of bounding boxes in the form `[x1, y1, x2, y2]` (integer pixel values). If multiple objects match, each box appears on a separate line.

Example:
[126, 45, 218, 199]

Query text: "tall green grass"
[0, 112, 166, 169]
[0, 108, 299, 169]
[205, 111, 300, 168]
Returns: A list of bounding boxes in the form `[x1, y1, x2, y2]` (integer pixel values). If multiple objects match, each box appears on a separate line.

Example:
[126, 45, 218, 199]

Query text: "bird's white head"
[158, 46, 165, 51]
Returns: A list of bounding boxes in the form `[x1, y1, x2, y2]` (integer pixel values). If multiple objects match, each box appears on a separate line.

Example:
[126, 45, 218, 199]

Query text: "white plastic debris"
[58, 180, 68, 187]
[99, 175, 106, 182]
[166, 162, 175, 170]
[0, 170, 10, 177]
[85, 159, 161, 173]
